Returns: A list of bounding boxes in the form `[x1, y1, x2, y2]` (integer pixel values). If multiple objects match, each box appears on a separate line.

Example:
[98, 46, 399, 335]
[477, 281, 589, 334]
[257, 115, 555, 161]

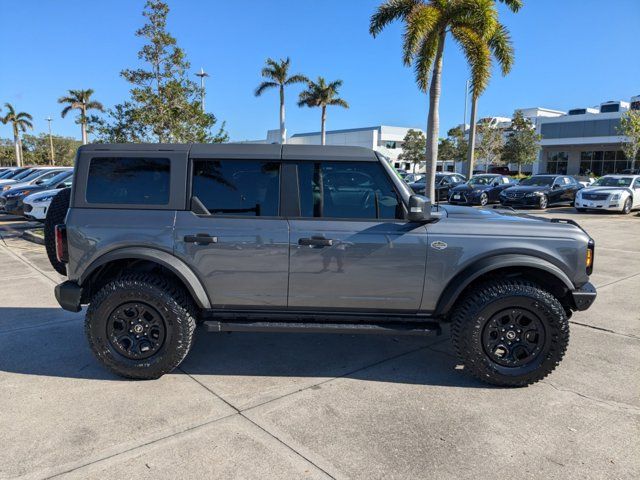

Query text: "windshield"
[10, 169, 36, 181]
[519, 176, 555, 187]
[592, 176, 633, 187]
[468, 176, 497, 186]
[0, 170, 14, 179]
[42, 170, 72, 187]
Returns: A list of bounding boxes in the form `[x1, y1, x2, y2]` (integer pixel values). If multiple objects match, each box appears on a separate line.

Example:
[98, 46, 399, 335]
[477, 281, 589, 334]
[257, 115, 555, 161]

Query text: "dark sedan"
[409, 172, 466, 202]
[448, 174, 515, 206]
[0, 170, 73, 216]
[499, 174, 582, 209]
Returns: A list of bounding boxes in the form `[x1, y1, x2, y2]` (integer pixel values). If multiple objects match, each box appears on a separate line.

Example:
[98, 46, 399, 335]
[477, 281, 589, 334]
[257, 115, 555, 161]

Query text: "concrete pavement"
[0, 210, 638, 479]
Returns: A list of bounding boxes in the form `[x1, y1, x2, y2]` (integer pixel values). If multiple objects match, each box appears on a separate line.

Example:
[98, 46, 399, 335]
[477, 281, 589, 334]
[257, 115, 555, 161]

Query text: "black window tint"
[298, 161, 402, 220]
[192, 160, 280, 216]
[87, 157, 170, 205]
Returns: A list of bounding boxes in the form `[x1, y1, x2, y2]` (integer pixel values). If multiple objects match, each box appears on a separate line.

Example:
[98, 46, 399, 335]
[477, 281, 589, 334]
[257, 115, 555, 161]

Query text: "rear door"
[173, 150, 290, 308]
[287, 159, 428, 311]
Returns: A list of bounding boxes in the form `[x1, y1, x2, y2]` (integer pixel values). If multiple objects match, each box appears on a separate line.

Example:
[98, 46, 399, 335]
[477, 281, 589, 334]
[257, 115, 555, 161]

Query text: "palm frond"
[451, 25, 491, 97]
[86, 100, 105, 111]
[16, 111, 33, 121]
[413, 33, 439, 92]
[488, 22, 514, 75]
[370, 0, 422, 37]
[60, 105, 73, 118]
[284, 74, 309, 85]
[254, 81, 279, 97]
[402, 4, 440, 66]
[18, 119, 33, 131]
[499, 0, 522, 13]
[328, 98, 349, 109]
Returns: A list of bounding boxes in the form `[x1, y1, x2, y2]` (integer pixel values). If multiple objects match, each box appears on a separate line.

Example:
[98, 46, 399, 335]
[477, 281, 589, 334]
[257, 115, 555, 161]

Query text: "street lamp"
[45, 117, 55, 165]
[195, 67, 210, 112]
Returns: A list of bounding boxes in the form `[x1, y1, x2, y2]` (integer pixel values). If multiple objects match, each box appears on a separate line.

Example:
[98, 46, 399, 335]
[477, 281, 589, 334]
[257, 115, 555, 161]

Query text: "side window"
[634, 178, 640, 189]
[86, 157, 170, 205]
[192, 159, 280, 216]
[297, 161, 402, 220]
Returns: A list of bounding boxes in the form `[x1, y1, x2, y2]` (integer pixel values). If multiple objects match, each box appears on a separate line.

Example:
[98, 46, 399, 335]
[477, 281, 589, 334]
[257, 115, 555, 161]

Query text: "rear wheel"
[85, 273, 197, 379]
[451, 279, 569, 387]
[44, 188, 71, 276]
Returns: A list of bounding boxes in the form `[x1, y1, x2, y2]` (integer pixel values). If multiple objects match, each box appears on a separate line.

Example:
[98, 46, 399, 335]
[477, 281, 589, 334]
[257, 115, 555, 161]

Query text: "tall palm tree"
[58, 89, 104, 144]
[255, 58, 308, 144]
[465, 0, 521, 178]
[1, 103, 33, 167]
[298, 77, 349, 145]
[370, 0, 519, 200]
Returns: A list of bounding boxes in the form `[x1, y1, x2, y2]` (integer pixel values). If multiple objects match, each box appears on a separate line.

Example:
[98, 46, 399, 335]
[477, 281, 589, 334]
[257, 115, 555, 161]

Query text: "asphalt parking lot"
[0, 208, 638, 480]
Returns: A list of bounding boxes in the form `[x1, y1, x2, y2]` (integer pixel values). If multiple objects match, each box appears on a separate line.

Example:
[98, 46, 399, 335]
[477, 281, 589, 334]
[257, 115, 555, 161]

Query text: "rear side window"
[297, 161, 402, 219]
[86, 157, 170, 205]
[192, 159, 280, 216]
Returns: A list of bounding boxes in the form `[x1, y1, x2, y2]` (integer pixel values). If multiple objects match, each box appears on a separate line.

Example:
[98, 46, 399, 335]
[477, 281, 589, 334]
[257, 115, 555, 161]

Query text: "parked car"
[1, 167, 70, 192]
[23, 181, 73, 221]
[574, 175, 640, 214]
[403, 172, 424, 184]
[499, 174, 582, 209]
[50, 144, 596, 387]
[448, 174, 515, 206]
[0, 170, 73, 216]
[573, 175, 596, 188]
[409, 172, 466, 202]
[0, 167, 37, 186]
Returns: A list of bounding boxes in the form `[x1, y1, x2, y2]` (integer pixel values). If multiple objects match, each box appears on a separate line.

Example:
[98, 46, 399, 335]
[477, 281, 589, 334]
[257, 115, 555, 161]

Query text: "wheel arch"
[79, 247, 211, 309]
[434, 254, 575, 317]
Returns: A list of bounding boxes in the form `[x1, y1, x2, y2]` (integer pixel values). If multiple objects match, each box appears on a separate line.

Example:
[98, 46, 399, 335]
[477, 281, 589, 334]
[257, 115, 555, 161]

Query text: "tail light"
[55, 225, 68, 263]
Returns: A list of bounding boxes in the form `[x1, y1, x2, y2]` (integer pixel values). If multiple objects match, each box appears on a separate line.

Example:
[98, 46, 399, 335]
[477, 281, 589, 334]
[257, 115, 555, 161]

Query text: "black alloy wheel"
[106, 302, 166, 360]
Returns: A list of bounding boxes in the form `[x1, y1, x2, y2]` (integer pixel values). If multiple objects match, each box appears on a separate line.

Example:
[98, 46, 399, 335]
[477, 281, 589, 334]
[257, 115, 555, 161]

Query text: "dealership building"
[534, 97, 639, 176]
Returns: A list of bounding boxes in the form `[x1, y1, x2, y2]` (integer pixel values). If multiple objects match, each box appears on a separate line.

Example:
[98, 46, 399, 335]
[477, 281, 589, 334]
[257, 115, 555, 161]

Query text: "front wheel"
[479, 193, 489, 206]
[85, 273, 197, 379]
[538, 194, 548, 210]
[451, 279, 569, 387]
[621, 197, 632, 215]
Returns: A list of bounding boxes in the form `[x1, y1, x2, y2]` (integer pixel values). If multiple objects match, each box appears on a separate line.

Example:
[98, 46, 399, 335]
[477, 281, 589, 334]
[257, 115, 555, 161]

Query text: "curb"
[22, 229, 45, 245]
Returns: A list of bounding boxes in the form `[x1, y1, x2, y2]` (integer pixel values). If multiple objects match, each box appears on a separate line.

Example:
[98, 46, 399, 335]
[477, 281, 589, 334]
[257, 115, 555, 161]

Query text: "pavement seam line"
[178, 367, 337, 480]
[540, 380, 640, 414]
[569, 320, 639, 340]
[0, 243, 59, 285]
[596, 271, 640, 289]
[42, 411, 240, 480]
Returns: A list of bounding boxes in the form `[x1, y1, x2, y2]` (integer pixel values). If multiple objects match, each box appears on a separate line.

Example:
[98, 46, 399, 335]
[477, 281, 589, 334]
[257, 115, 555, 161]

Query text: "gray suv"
[50, 144, 596, 386]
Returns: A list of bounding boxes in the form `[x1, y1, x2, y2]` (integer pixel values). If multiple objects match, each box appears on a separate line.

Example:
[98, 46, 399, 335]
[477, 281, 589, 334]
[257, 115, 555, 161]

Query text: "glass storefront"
[579, 150, 628, 175]
[546, 151, 568, 174]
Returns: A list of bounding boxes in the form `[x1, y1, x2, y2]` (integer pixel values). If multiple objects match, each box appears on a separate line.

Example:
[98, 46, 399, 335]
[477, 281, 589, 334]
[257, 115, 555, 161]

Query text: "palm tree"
[298, 77, 349, 145]
[1, 103, 33, 167]
[370, 0, 520, 200]
[58, 89, 104, 144]
[255, 58, 308, 144]
[465, 0, 521, 178]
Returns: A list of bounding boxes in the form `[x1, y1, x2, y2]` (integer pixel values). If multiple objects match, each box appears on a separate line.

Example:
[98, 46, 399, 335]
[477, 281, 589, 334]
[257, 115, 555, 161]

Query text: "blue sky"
[1, 0, 639, 142]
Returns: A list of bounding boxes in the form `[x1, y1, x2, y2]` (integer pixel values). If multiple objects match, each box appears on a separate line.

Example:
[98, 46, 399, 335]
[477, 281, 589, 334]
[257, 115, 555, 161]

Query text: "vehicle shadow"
[0, 307, 487, 389]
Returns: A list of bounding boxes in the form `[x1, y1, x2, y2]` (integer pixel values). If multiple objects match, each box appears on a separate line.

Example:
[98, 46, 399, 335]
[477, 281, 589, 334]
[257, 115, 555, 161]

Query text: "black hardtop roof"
[78, 143, 377, 161]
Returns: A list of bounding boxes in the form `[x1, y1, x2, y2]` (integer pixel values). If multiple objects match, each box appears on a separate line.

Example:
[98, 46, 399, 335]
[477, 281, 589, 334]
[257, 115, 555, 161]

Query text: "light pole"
[46, 117, 55, 165]
[195, 67, 210, 112]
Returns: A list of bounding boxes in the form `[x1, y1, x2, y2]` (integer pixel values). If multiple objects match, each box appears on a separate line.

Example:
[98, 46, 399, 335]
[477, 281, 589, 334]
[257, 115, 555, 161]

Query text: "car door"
[633, 178, 640, 208]
[287, 160, 428, 311]
[174, 155, 290, 308]
[549, 177, 565, 204]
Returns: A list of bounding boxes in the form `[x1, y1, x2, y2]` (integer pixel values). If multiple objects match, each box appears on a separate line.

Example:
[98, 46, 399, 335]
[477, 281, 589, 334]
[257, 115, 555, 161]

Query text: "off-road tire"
[44, 188, 71, 275]
[85, 273, 197, 380]
[451, 279, 569, 387]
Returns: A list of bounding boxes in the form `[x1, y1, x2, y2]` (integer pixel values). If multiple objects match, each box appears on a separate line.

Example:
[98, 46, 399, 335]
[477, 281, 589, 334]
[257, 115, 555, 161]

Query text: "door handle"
[298, 237, 333, 247]
[184, 234, 218, 245]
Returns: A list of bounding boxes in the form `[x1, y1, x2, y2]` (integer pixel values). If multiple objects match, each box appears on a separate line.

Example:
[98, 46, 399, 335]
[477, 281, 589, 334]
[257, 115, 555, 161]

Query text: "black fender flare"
[434, 254, 575, 316]
[79, 247, 211, 309]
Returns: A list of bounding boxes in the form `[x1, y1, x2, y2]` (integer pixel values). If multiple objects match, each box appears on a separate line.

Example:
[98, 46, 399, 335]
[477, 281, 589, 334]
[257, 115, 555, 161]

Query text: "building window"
[385, 141, 397, 149]
[579, 150, 629, 176]
[546, 151, 568, 174]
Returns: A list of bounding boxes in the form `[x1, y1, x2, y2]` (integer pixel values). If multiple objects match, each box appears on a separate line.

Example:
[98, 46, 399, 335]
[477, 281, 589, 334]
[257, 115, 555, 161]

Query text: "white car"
[22, 189, 61, 221]
[574, 175, 640, 214]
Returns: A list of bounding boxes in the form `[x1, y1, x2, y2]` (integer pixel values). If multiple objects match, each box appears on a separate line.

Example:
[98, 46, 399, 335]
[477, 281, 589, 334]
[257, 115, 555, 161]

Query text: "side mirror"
[408, 195, 432, 222]
[552, 184, 561, 190]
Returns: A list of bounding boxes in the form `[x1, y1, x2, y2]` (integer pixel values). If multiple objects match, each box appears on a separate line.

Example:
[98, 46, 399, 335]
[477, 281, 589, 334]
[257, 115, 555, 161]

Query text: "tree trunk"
[13, 133, 21, 167]
[466, 95, 478, 179]
[424, 32, 446, 201]
[81, 107, 88, 145]
[279, 86, 286, 144]
[321, 106, 327, 145]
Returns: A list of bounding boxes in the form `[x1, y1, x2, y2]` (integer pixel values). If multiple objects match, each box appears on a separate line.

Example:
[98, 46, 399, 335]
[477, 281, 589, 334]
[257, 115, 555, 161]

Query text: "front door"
[174, 159, 289, 308]
[288, 161, 428, 311]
